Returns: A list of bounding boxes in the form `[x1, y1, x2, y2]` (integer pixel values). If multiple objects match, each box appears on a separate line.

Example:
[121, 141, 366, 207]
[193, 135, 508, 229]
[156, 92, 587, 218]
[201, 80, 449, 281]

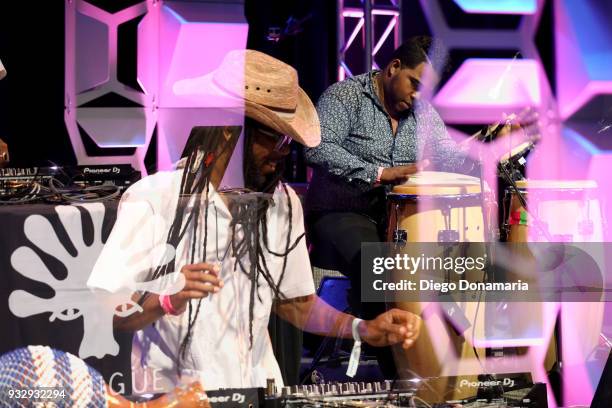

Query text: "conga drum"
[505, 179, 603, 243]
[387, 172, 485, 243]
[386, 172, 487, 401]
[505, 179, 605, 398]
[499, 141, 535, 169]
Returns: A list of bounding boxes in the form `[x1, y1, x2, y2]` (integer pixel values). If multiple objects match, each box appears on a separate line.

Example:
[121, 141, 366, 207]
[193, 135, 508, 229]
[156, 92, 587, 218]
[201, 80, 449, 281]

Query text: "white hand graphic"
[9, 203, 184, 359]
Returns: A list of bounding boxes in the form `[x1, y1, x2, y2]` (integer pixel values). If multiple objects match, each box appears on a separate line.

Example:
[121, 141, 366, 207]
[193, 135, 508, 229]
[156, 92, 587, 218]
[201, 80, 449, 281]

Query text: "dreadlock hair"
[138, 121, 305, 374]
[138, 125, 240, 370]
[217, 118, 305, 347]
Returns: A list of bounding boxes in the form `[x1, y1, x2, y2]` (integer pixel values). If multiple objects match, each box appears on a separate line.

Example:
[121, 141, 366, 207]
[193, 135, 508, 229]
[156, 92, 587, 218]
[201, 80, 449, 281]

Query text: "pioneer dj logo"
[82, 167, 120, 174]
[459, 378, 515, 388]
[207, 393, 246, 405]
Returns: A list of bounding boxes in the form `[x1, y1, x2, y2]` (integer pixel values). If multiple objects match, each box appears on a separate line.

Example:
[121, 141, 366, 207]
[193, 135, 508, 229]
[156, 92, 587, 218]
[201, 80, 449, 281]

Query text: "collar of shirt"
[205, 182, 231, 220]
[358, 70, 416, 122]
[172, 159, 232, 220]
[361, 70, 385, 112]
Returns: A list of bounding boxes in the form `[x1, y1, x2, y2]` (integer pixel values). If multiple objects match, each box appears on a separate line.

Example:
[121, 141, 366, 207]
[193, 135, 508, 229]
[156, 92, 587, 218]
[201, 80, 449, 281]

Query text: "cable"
[48, 177, 120, 203]
[410, 395, 432, 408]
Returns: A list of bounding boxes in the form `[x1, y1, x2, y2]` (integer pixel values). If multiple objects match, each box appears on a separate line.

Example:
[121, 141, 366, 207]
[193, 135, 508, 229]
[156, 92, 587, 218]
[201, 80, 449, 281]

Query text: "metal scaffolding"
[337, 0, 402, 80]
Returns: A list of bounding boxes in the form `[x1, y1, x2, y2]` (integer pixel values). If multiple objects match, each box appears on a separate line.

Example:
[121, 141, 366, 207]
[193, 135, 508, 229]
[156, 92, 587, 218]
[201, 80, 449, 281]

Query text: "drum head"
[391, 171, 481, 196]
[499, 141, 534, 162]
[514, 179, 598, 190]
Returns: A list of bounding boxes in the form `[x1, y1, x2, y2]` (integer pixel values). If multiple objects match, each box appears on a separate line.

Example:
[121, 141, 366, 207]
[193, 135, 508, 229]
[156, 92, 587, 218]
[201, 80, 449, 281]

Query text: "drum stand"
[498, 153, 554, 242]
[483, 151, 565, 403]
[475, 148, 502, 365]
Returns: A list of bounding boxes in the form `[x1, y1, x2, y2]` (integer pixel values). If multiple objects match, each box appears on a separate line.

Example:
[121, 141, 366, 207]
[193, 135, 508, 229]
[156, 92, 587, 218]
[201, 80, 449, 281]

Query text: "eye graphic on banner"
[8, 203, 182, 359]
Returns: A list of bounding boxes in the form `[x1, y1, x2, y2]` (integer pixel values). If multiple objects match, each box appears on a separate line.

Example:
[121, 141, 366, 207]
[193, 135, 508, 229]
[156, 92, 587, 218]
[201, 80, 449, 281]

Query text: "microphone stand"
[497, 155, 566, 404]
[472, 135, 511, 382]
[494, 136, 568, 396]
[476, 132, 495, 334]
[497, 159, 553, 242]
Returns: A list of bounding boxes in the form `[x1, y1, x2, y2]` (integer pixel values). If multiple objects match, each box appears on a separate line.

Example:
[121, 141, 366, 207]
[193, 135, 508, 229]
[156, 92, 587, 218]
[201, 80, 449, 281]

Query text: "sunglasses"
[255, 125, 292, 152]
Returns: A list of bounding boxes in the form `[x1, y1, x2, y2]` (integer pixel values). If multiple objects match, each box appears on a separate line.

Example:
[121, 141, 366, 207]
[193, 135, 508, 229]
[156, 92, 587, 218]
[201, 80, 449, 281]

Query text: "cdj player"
[176, 375, 547, 407]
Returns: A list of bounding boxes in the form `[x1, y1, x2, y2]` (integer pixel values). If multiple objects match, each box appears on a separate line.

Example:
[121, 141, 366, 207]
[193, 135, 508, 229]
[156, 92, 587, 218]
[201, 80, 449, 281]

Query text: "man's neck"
[374, 72, 401, 121]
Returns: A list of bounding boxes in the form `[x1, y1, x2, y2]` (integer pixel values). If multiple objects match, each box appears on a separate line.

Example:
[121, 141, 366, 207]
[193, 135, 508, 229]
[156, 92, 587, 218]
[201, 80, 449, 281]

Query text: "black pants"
[307, 211, 397, 379]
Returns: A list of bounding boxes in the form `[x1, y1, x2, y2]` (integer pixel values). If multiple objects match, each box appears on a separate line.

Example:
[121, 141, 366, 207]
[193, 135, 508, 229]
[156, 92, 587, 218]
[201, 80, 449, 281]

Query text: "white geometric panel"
[76, 107, 148, 147]
[555, 0, 612, 120]
[157, 1, 249, 108]
[156, 107, 244, 171]
[152, 0, 248, 172]
[76, 12, 109, 93]
[434, 58, 543, 123]
[73, 1, 149, 106]
[66, 0, 248, 175]
[419, 0, 555, 125]
[65, 0, 155, 172]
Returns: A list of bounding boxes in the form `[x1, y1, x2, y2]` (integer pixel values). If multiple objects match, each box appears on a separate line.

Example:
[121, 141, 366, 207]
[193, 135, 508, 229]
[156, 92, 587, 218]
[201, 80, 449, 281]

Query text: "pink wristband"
[159, 294, 181, 316]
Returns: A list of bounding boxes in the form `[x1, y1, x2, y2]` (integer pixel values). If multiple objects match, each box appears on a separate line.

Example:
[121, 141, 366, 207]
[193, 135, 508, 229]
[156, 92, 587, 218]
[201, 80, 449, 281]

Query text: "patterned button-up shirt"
[304, 71, 467, 215]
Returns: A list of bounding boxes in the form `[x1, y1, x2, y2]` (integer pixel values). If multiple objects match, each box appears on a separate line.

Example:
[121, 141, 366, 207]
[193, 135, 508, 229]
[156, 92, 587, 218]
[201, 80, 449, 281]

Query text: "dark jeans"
[307, 211, 397, 379]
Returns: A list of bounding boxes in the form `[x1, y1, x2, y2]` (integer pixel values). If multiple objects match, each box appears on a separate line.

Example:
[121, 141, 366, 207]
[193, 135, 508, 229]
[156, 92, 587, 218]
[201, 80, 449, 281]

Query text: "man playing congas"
[304, 36, 476, 378]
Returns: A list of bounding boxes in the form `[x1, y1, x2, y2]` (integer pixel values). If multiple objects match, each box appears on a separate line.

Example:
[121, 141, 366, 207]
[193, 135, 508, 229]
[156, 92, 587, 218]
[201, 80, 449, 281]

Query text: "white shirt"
[88, 169, 315, 393]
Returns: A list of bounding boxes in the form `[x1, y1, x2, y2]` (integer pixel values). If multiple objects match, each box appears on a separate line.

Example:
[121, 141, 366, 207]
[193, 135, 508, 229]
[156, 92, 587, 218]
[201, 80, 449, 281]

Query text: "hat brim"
[173, 73, 320, 148]
[245, 88, 320, 148]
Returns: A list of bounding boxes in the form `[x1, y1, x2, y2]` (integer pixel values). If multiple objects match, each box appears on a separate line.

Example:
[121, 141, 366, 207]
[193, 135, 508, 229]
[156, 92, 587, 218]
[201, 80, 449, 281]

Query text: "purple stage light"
[453, 0, 537, 15]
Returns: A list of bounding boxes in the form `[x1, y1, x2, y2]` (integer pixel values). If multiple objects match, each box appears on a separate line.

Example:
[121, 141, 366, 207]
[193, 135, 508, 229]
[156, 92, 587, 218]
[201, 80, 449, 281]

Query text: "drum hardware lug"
[501, 223, 511, 241]
[393, 229, 407, 243]
[438, 230, 459, 243]
[579, 220, 594, 236]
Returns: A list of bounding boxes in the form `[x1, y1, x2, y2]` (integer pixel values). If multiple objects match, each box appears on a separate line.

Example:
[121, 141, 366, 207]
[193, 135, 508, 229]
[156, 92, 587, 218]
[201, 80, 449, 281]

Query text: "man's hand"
[379, 160, 429, 185]
[489, 110, 540, 141]
[360, 309, 421, 349]
[169, 263, 224, 313]
[496, 113, 523, 139]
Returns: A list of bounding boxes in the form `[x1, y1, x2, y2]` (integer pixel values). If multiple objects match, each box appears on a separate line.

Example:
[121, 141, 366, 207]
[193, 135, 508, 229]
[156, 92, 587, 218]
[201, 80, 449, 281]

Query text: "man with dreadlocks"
[88, 50, 421, 394]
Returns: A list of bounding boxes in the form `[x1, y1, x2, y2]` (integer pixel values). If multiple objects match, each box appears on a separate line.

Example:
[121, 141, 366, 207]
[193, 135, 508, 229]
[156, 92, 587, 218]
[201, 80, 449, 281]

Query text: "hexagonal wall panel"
[434, 58, 544, 123]
[555, 0, 612, 121]
[65, 0, 248, 174]
[453, 0, 537, 15]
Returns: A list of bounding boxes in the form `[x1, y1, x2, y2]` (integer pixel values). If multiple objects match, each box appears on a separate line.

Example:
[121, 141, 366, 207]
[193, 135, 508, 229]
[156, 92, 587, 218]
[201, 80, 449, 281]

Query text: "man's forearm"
[274, 294, 363, 339]
[114, 293, 166, 332]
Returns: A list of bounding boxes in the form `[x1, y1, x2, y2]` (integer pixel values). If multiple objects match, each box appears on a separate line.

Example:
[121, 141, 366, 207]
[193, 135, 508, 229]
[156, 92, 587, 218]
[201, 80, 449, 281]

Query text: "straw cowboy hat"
[173, 49, 320, 148]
